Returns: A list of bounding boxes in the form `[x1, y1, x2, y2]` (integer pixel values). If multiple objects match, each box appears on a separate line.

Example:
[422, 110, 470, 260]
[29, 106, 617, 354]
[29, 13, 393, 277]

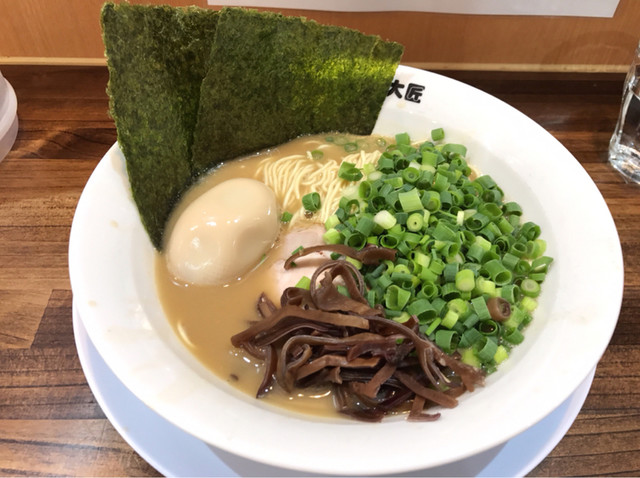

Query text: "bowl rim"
[69, 65, 624, 475]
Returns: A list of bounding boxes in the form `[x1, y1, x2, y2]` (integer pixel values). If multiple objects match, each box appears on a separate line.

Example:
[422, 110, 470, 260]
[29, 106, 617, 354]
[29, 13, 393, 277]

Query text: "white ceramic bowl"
[69, 65, 623, 475]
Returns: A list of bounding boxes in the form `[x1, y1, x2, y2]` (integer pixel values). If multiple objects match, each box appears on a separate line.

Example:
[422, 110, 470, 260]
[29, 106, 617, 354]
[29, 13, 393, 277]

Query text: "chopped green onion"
[323, 228, 342, 244]
[424, 317, 441, 336]
[493, 344, 509, 364]
[431, 127, 445, 142]
[406, 299, 437, 322]
[503, 201, 523, 215]
[320, 130, 551, 373]
[395, 132, 411, 146]
[309, 149, 324, 160]
[384, 176, 403, 189]
[402, 167, 420, 184]
[441, 309, 459, 329]
[475, 276, 497, 297]
[460, 347, 481, 367]
[398, 188, 423, 212]
[384, 285, 411, 310]
[481, 259, 512, 286]
[295, 276, 311, 290]
[502, 306, 525, 330]
[368, 170, 383, 181]
[435, 329, 459, 353]
[455, 269, 475, 292]
[460, 327, 483, 347]
[373, 210, 397, 230]
[358, 181, 376, 200]
[471, 296, 491, 321]
[474, 175, 497, 190]
[344, 142, 358, 153]
[421, 150, 438, 167]
[520, 278, 541, 298]
[463, 313, 480, 329]
[478, 319, 500, 336]
[355, 215, 375, 236]
[345, 256, 363, 270]
[448, 297, 469, 317]
[432, 222, 457, 242]
[475, 336, 498, 362]
[280, 211, 293, 223]
[325, 214, 340, 230]
[443, 262, 459, 283]
[432, 172, 449, 192]
[531, 255, 554, 273]
[406, 212, 424, 231]
[504, 328, 524, 344]
[302, 192, 321, 212]
[500, 284, 520, 303]
[344, 231, 366, 249]
[338, 161, 363, 182]
[380, 234, 400, 248]
[442, 143, 467, 157]
[392, 312, 411, 323]
[521, 296, 538, 312]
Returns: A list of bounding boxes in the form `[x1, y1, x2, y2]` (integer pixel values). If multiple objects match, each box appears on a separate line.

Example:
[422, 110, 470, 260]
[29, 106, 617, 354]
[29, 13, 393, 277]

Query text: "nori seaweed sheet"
[190, 7, 403, 173]
[102, 4, 403, 249]
[101, 3, 219, 248]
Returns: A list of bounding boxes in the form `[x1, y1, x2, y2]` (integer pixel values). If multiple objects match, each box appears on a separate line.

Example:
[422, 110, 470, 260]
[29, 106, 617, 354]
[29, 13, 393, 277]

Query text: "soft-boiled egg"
[165, 178, 279, 285]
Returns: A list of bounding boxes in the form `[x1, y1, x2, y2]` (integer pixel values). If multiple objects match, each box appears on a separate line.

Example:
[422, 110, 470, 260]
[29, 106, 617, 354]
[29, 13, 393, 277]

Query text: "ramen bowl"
[68, 65, 623, 475]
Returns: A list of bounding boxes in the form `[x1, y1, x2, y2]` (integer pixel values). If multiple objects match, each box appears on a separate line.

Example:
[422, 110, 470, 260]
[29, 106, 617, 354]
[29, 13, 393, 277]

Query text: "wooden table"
[0, 65, 638, 476]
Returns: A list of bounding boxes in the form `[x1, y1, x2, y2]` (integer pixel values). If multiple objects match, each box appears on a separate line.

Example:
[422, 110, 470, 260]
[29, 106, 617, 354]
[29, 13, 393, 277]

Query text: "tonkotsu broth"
[156, 134, 389, 417]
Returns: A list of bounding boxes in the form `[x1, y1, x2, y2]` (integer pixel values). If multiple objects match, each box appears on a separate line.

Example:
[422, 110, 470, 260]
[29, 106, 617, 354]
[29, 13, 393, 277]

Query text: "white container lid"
[0, 69, 19, 163]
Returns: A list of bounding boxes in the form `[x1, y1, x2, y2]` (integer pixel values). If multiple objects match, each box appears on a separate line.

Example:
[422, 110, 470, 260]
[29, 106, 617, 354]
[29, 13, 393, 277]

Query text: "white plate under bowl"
[68, 65, 623, 475]
[73, 302, 595, 477]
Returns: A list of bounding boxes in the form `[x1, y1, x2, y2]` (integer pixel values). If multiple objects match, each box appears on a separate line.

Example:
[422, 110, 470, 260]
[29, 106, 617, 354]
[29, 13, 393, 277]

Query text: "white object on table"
[0, 69, 18, 162]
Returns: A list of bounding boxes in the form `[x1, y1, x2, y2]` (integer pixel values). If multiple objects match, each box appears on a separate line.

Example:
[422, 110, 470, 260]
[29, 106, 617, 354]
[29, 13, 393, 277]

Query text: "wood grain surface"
[0, 65, 639, 476]
[1, 0, 639, 72]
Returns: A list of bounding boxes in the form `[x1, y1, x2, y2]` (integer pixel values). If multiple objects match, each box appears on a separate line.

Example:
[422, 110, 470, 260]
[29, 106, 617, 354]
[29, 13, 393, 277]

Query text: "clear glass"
[609, 41, 640, 184]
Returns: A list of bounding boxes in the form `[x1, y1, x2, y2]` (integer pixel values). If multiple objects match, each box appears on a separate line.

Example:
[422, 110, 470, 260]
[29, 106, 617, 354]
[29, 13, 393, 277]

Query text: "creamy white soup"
[156, 134, 389, 416]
